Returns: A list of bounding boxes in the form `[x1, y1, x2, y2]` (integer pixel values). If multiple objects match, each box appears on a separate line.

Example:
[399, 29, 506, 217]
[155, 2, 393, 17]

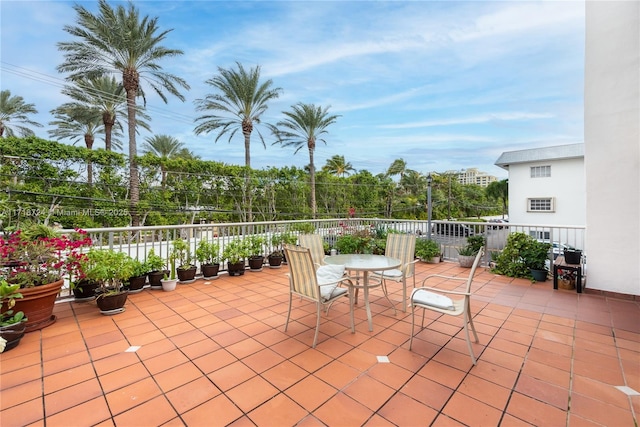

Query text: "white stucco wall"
[508, 158, 585, 227]
[585, 1, 640, 296]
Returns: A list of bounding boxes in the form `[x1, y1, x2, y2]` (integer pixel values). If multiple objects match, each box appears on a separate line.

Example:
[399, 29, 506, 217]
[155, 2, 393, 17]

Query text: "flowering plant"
[0, 225, 92, 288]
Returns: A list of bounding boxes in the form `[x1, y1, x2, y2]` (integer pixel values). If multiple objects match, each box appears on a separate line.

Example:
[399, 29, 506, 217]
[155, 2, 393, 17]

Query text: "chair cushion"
[320, 285, 348, 302]
[316, 264, 346, 286]
[412, 289, 455, 310]
[374, 269, 402, 278]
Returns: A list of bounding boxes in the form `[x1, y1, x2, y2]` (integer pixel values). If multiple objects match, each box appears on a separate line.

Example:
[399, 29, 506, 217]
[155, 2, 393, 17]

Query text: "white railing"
[58, 218, 586, 297]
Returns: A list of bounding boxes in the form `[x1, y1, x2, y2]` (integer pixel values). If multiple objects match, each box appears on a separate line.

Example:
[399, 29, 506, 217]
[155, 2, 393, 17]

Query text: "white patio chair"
[283, 244, 354, 348]
[409, 247, 484, 365]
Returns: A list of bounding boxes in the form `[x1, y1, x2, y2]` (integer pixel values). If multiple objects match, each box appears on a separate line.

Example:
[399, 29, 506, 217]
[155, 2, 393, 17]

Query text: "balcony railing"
[57, 218, 586, 297]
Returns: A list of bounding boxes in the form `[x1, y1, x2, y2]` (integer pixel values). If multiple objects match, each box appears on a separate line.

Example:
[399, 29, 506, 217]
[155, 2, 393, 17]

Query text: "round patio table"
[325, 254, 401, 331]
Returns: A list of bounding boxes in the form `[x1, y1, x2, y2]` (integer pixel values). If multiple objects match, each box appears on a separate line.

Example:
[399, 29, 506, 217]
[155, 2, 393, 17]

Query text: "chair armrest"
[421, 274, 467, 283]
[411, 286, 472, 297]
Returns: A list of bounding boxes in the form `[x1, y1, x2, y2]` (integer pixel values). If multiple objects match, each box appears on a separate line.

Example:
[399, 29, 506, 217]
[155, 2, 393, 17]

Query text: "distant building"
[444, 168, 497, 187]
[495, 143, 585, 228]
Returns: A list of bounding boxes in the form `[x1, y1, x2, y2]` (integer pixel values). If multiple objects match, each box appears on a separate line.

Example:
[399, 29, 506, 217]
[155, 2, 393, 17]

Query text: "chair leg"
[463, 308, 477, 365]
[284, 292, 293, 332]
[401, 277, 407, 313]
[312, 303, 321, 348]
[409, 303, 416, 349]
[467, 303, 479, 343]
[380, 279, 397, 315]
[348, 290, 355, 333]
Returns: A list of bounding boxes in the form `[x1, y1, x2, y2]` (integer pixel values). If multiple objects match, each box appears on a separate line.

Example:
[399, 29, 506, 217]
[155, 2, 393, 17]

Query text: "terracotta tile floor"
[1, 262, 639, 426]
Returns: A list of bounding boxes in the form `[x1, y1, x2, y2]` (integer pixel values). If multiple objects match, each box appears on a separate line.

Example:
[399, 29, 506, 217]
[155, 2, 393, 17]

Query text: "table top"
[325, 254, 401, 271]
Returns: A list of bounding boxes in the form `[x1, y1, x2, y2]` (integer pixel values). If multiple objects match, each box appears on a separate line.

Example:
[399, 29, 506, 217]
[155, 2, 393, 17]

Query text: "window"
[528, 198, 554, 212]
[531, 165, 551, 178]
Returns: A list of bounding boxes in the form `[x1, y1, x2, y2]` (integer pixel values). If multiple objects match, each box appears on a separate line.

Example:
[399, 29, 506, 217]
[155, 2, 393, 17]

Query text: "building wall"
[585, 1, 639, 296]
[508, 157, 585, 227]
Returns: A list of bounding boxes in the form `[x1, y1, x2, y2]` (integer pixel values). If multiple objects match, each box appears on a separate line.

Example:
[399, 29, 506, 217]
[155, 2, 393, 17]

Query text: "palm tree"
[142, 134, 184, 187]
[49, 104, 109, 186]
[194, 62, 282, 222]
[61, 76, 151, 151]
[193, 62, 282, 168]
[486, 179, 509, 218]
[386, 158, 407, 180]
[57, 0, 189, 226]
[0, 90, 43, 137]
[274, 103, 339, 218]
[323, 155, 355, 177]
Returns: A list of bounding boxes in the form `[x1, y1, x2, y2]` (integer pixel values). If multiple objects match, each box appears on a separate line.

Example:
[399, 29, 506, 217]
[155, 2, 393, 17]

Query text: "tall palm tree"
[0, 90, 43, 137]
[49, 104, 109, 186]
[193, 62, 282, 168]
[386, 158, 407, 180]
[142, 134, 184, 187]
[323, 155, 355, 177]
[194, 62, 282, 222]
[274, 103, 339, 218]
[61, 76, 151, 151]
[57, 0, 189, 226]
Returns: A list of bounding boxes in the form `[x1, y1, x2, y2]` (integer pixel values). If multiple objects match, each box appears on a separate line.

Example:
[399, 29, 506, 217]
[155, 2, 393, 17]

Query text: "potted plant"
[146, 249, 167, 289]
[522, 239, 552, 282]
[268, 233, 286, 268]
[171, 238, 197, 283]
[0, 279, 27, 352]
[85, 248, 133, 315]
[246, 235, 266, 271]
[415, 238, 441, 263]
[195, 240, 221, 279]
[125, 258, 148, 293]
[0, 225, 92, 331]
[457, 235, 485, 268]
[160, 254, 178, 291]
[222, 238, 249, 276]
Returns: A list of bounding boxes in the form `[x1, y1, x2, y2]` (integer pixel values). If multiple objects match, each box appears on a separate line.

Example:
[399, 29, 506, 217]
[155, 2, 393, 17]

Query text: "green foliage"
[195, 240, 220, 264]
[245, 235, 266, 257]
[145, 249, 165, 272]
[222, 238, 250, 264]
[492, 233, 551, 278]
[415, 239, 441, 260]
[291, 222, 316, 233]
[85, 249, 134, 293]
[335, 229, 374, 254]
[0, 280, 27, 326]
[171, 238, 193, 269]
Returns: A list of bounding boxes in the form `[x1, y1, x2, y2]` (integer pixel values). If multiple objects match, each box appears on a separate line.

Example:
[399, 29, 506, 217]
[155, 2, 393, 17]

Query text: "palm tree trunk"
[84, 133, 94, 187]
[243, 128, 252, 222]
[309, 149, 317, 218]
[125, 84, 140, 226]
[102, 111, 115, 151]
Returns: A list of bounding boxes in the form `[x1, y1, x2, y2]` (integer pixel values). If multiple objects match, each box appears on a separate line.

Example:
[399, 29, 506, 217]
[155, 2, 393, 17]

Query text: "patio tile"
[377, 392, 438, 426]
[442, 392, 503, 426]
[181, 394, 242, 427]
[343, 374, 396, 411]
[44, 397, 111, 427]
[207, 361, 257, 391]
[247, 393, 308, 426]
[164, 376, 221, 414]
[400, 374, 453, 411]
[284, 375, 337, 411]
[314, 392, 374, 427]
[3, 261, 639, 426]
[225, 375, 279, 413]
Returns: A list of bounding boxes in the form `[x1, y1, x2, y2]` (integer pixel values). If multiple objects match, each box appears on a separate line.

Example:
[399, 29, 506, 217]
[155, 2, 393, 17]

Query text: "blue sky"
[1, 0, 585, 179]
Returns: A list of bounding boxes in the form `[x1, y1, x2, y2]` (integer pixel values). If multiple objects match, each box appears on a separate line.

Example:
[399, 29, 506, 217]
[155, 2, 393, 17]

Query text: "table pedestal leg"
[363, 272, 373, 331]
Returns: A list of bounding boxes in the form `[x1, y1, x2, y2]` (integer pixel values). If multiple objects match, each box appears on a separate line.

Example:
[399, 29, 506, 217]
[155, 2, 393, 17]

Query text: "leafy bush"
[415, 238, 441, 260]
[492, 233, 551, 278]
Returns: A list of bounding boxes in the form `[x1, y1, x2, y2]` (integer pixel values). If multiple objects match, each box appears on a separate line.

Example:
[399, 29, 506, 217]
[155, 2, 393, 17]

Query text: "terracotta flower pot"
[11, 279, 64, 333]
